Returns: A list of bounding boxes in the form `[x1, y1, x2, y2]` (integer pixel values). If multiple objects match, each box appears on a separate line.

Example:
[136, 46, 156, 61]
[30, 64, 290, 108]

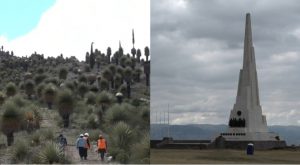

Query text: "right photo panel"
[150, 0, 300, 163]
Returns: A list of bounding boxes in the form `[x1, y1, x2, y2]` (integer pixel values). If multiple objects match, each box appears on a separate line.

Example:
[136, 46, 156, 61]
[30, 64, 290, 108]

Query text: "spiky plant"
[107, 47, 112, 63]
[78, 83, 88, 98]
[1, 101, 22, 146]
[85, 91, 96, 105]
[34, 74, 47, 85]
[144, 46, 150, 62]
[58, 67, 68, 80]
[38, 142, 64, 164]
[108, 64, 117, 89]
[133, 68, 142, 82]
[56, 89, 74, 128]
[43, 83, 57, 109]
[24, 79, 35, 99]
[124, 67, 133, 98]
[114, 74, 123, 89]
[11, 140, 29, 162]
[97, 91, 114, 114]
[144, 61, 150, 86]
[78, 74, 88, 84]
[36, 83, 45, 101]
[120, 56, 128, 68]
[42, 129, 55, 141]
[6, 82, 17, 97]
[109, 121, 134, 164]
[102, 69, 112, 89]
[100, 78, 109, 91]
[136, 49, 141, 63]
[105, 104, 130, 125]
[130, 134, 150, 164]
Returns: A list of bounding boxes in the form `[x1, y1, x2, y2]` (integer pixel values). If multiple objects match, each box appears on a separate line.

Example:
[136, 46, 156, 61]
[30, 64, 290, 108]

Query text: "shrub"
[85, 91, 96, 105]
[100, 78, 109, 91]
[78, 74, 88, 83]
[11, 140, 29, 162]
[78, 83, 88, 97]
[30, 131, 41, 146]
[59, 67, 68, 80]
[36, 83, 45, 100]
[24, 80, 35, 98]
[34, 74, 47, 85]
[0, 91, 5, 105]
[105, 104, 130, 125]
[130, 134, 150, 164]
[42, 129, 54, 141]
[6, 82, 17, 97]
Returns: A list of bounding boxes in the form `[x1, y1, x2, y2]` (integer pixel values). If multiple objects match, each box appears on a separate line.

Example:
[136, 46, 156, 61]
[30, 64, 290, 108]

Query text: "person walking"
[76, 134, 86, 160]
[83, 133, 90, 160]
[97, 135, 107, 161]
[57, 134, 67, 152]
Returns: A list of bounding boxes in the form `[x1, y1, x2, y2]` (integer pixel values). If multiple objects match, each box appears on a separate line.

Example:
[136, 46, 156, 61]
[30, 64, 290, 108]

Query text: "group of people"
[76, 133, 107, 161]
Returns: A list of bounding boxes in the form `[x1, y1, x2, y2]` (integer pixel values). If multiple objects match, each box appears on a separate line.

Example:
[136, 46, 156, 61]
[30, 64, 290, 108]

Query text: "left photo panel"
[0, 0, 150, 164]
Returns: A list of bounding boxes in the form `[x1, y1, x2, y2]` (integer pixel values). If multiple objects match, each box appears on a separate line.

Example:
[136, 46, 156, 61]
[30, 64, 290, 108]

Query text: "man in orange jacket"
[97, 135, 107, 161]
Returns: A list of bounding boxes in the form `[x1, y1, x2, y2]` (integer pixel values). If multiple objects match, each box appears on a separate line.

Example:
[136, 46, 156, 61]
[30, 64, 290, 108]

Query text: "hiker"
[97, 135, 107, 161]
[76, 134, 86, 160]
[83, 133, 90, 160]
[57, 134, 67, 151]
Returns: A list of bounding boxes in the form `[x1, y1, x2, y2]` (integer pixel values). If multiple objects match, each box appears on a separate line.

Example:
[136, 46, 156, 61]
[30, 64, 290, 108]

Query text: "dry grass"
[151, 149, 300, 164]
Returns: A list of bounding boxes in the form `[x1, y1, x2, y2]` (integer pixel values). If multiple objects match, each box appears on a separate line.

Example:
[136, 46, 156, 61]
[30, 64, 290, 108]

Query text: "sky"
[0, 0, 150, 61]
[151, 0, 300, 126]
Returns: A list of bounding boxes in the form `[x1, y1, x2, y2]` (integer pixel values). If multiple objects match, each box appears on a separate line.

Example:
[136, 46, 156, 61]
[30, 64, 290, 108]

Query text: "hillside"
[151, 124, 300, 145]
[0, 45, 150, 164]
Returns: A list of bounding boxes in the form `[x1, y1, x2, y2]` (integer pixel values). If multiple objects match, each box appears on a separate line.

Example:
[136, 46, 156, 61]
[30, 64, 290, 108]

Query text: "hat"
[99, 134, 103, 138]
[80, 134, 84, 137]
[84, 133, 89, 137]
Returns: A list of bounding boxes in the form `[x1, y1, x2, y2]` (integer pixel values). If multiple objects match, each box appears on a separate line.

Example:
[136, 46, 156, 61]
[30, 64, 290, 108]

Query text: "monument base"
[210, 135, 286, 150]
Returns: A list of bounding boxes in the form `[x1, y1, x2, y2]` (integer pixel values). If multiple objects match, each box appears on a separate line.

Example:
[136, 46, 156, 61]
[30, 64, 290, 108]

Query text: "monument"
[216, 13, 286, 149]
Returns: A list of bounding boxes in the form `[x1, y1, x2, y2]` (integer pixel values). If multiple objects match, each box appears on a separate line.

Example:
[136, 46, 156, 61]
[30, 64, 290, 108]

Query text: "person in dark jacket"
[76, 134, 86, 160]
[83, 133, 90, 160]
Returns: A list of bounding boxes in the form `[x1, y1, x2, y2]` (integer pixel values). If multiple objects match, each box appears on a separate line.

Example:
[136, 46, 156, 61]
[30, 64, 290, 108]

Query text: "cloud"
[1, 0, 150, 61]
[151, 0, 300, 126]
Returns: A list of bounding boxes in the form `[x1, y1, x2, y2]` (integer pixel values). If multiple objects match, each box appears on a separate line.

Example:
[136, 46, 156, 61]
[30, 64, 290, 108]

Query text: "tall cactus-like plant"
[43, 84, 57, 109]
[85, 52, 90, 64]
[56, 89, 74, 128]
[1, 101, 22, 146]
[137, 49, 141, 63]
[107, 47, 112, 64]
[90, 42, 95, 69]
[108, 64, 117, 89]
[144, 61, 150, 87]
[144, 46, 150, 62]
[124, 67, 133, 98]
[102, 69, 112, 90]
[24, 80, 35, 99]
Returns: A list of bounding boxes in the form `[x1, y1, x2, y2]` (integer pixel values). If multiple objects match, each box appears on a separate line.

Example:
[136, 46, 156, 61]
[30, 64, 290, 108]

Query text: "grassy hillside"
[0, 46, 150, 164]
[151, 149, 300, 164]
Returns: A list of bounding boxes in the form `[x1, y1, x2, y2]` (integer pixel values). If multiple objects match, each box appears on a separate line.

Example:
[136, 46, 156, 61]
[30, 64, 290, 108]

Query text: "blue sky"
[0, 0, 55, 40]
[0, 0, 149, 60]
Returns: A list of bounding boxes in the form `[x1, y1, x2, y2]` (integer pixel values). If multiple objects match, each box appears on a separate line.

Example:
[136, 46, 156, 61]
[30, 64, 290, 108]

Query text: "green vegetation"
[0, 42, 150, 164]
[151, 149, 300, 164]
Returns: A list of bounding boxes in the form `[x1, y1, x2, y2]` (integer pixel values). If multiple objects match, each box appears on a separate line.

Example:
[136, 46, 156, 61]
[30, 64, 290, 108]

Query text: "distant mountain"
[151, 124, 300, 145]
